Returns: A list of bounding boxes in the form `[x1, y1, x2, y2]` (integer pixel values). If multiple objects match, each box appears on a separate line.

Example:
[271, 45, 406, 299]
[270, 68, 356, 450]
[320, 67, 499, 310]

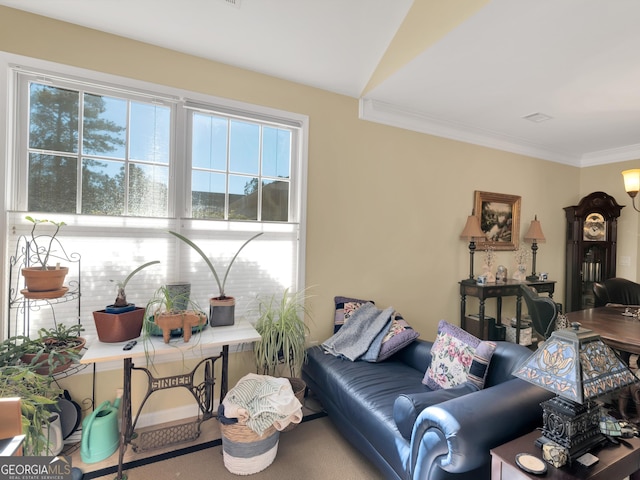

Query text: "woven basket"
[282, 377, 306, 432]
[220, 422, 280, 475]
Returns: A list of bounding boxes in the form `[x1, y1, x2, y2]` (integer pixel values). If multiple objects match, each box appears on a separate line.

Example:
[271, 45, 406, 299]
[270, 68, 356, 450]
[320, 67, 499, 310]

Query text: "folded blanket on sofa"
[222, 373, 302, 435]
[322, 302, 394, 361]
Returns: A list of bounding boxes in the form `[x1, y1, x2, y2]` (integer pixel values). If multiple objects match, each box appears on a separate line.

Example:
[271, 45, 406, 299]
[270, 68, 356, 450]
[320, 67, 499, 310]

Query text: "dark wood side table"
[459, 279, 556, 343]
[491, 430, 640, 480]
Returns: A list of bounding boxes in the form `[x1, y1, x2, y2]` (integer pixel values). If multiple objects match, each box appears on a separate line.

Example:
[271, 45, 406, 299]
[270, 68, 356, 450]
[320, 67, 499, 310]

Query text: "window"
[190, 112, 292, 222]
[18, 74, 298, 223]
[5, 58, 308, 350]
[23, 80, 173, 217]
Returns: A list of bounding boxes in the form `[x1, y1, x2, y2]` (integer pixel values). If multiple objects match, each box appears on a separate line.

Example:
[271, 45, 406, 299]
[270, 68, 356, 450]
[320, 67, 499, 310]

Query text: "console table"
[80, 320, 261, 480]
[491, 430, 640, 479]
[459, 279, 555, 344]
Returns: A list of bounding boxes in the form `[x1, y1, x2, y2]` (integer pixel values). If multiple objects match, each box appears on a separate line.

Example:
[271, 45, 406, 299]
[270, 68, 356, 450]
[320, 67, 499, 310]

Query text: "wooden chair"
[521, 285, 558, 343]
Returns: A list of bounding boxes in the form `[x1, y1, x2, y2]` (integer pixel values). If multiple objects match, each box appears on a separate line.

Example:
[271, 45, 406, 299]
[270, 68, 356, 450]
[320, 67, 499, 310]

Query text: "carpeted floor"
[86, 415, 384, 480]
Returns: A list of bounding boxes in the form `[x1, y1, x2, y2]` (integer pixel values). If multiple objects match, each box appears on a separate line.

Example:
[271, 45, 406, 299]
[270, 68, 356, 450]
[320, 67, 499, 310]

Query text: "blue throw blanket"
[322, 302, 394, 361]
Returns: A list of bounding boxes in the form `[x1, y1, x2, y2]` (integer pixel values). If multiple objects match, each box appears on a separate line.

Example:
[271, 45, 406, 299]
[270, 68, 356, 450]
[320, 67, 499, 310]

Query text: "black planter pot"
[209, 296, 235, 327]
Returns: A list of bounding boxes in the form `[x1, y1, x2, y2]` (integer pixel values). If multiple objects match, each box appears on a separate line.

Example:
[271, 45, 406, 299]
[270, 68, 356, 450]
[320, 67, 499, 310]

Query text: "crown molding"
[359, 98, 640, 168]
[580, 143, 640, 167]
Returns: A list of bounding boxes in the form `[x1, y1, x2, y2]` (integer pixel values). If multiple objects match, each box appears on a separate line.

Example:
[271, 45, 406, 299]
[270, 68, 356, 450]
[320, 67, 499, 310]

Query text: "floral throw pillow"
[423, 320, 481, 390]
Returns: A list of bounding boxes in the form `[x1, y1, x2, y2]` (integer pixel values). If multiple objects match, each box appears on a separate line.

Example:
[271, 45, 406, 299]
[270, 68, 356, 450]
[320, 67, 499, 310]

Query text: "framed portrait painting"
[474, 191, 521, 251]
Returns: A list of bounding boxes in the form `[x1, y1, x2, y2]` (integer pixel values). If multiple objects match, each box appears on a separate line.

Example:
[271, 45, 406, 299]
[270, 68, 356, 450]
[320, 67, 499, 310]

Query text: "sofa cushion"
[334, 296, 374, 333]
[393, 382, 479, 439]
[423, 320, 480, 390]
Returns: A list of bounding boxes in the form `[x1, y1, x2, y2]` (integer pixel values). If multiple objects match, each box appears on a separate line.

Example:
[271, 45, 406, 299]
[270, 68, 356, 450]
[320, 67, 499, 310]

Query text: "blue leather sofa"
[302, 339, 553, 480]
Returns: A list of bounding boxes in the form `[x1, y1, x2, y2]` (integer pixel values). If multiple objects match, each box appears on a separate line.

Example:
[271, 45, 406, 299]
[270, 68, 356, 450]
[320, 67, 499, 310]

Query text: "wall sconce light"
[622, 169, 640, 212]
[524, 215, 545, 281]
[460, 213, 485, 281]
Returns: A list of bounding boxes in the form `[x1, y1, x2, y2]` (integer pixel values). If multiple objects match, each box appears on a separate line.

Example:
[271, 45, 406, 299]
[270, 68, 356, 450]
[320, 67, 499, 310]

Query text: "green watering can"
[80, 398, 120, 463]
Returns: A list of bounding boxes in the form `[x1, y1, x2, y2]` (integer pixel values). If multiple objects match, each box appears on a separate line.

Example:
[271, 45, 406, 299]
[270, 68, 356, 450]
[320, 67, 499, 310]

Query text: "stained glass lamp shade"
[514, 323, 636, 461]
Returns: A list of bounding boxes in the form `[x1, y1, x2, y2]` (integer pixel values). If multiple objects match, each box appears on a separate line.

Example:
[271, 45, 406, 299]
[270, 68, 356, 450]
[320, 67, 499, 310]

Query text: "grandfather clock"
[564, 191, 623, 312]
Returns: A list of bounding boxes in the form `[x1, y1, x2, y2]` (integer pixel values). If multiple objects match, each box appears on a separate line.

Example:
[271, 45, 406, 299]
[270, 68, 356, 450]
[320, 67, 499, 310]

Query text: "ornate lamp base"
[537, 396, 606, 463]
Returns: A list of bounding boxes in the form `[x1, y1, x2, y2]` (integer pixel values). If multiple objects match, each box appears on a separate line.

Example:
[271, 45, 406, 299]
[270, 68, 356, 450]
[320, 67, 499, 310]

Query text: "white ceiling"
[2, 0, 640, 167]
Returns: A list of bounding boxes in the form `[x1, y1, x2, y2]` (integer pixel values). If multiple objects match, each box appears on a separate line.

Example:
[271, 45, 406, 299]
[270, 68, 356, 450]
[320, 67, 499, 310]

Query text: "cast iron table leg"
[221, 345, 229, 401]
[116, 357, 133, 480]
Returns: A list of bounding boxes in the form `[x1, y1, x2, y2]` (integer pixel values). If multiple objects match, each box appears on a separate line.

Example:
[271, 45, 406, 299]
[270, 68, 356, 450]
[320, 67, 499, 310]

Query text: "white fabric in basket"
[222, 373, 302, 434]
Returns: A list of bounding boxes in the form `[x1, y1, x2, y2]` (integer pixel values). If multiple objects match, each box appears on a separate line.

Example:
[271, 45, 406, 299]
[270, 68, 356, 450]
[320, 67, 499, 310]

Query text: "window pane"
[262, 180, 289, 222]
[229, 120, 259, 175]
[262, 127, 290, 178]
[28, 153, 77, 212]
[192, 113, 227, 170]
[82, 158, 125, 215]
[29, 83, 79, 153]
[130, 102, 171, 163]
[83, 93, 127, 158]
[229, 175, 258, 220]
[128, 163, 168, 216]
[192, 171, 225, 219]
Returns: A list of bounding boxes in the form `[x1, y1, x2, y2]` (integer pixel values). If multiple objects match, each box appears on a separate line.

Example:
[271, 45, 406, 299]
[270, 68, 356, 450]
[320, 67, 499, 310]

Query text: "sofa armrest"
[409, 378, 553, 478]
[394, 383, 479, 440]
[391, 338, 432, 371]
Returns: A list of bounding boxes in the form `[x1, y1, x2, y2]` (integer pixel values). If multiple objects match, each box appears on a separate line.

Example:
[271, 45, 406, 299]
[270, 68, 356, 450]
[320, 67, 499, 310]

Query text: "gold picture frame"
[474, 191, 521, 251]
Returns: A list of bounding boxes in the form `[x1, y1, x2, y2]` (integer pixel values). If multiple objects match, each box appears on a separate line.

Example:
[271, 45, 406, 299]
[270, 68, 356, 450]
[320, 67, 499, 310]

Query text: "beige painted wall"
[1, 6, 639, 416]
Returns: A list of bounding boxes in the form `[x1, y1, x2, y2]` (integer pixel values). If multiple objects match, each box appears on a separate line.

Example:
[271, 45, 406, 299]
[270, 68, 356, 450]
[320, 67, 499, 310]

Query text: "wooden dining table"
[564, 306, 640, 355]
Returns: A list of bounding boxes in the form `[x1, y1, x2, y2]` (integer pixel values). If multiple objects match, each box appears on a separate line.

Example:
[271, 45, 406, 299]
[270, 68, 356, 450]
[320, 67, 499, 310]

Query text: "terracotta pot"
[155, 311, 207, 343]
[22, 266, 69, 294]
[209, 296, 235, 327]
[93, 307, 145, 343]
[21, 336, 86, 375]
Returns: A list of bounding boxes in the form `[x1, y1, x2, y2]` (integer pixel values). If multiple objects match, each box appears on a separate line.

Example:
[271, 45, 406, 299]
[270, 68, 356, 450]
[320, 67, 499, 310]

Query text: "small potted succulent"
[92, 261, 160, 343]
[21, 216, 68, 298]
[168, 231, 263, 327]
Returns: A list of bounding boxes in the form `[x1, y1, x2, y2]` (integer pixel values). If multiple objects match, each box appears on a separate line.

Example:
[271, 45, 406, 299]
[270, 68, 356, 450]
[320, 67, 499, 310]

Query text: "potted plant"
[253, 288, 311, 378]
[168, 231, 263, 327]
[92, 261, 160, 343]
[21, 216, 68, 298]
[144, 285, 207, 343]
[18, 324, 86, 375]
[0, 364, 62, 455]
[109, 260, 161, 312]
[253, 289, 311, 430]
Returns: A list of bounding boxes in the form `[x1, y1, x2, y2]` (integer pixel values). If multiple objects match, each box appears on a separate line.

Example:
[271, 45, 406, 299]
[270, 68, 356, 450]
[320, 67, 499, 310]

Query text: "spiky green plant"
[253, 289, 312, 377]
[168, 231, 262, 299]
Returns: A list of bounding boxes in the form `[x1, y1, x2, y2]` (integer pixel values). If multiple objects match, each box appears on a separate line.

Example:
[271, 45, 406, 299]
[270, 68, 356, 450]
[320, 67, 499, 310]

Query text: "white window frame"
[0, 52, 309, 351]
